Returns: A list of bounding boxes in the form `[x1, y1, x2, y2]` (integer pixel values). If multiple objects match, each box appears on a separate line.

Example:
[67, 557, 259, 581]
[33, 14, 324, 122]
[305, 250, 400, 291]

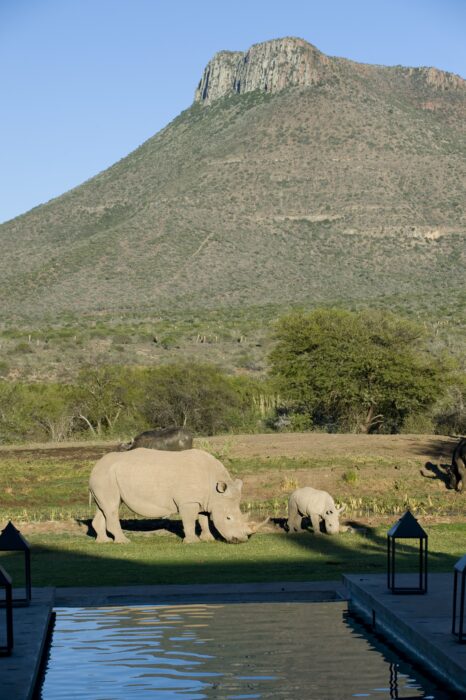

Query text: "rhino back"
[132, 427, 193, 451]
[113, 448, 229, 509]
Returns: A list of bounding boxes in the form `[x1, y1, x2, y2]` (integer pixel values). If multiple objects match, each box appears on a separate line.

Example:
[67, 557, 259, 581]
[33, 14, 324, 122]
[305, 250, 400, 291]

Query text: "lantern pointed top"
[388, 510, 427, 539]
[0, 521, 30, 551]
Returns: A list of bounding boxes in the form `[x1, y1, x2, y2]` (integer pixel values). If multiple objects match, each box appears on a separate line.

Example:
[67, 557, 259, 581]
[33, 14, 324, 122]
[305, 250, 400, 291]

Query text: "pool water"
[37, 602, 458, 699]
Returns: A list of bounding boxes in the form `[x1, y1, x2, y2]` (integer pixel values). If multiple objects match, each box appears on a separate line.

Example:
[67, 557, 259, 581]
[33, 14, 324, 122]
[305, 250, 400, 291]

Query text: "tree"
[268, 308, 451, 433]
[433, 374, 466, 435]
[0, 382, 75, 443]
[141, 362, 246, 435]
[26, 383, 76, 441]
[73, 366, 142, 436]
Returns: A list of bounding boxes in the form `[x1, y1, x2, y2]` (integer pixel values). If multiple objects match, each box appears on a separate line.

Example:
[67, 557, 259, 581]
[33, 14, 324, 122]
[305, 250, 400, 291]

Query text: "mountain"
[1, 37, 465, 322]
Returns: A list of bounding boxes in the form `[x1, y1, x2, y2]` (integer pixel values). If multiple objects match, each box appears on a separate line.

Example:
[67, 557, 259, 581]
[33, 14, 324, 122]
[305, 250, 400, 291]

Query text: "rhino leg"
[179, 503, 201, 543]
[310, 513, 322, 535]
[456, 456, 466, 492]
[104, 508, 130, 544]
[91, 508, 112, 543]
[198, 513, 215, 542]
[287, 499, 302, 532]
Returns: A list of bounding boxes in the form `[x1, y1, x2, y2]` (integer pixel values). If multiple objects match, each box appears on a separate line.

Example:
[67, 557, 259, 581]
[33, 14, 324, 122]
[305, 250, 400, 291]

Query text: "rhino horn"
[246, 516, 270, 536]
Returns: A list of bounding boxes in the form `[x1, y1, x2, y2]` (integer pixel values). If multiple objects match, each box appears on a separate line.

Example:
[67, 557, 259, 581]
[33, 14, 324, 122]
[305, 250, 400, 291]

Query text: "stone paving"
[0, 588, 54, 700]
[344, 572, 466, 695]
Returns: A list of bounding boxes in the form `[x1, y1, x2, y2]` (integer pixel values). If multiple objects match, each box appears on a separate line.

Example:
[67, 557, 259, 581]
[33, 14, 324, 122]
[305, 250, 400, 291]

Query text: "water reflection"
[37, 602, 457, 699]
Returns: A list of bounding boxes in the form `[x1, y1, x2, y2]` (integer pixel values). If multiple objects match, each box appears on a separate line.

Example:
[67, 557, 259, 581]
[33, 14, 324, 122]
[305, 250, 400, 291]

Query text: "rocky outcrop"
[195, 37, 332, 104]
[407, 66, 465, 91]
[195, 36, 465, 105]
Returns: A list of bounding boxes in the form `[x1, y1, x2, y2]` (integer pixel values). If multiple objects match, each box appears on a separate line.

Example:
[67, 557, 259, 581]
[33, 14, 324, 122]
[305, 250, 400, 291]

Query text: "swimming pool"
[36, 601, 458, 699]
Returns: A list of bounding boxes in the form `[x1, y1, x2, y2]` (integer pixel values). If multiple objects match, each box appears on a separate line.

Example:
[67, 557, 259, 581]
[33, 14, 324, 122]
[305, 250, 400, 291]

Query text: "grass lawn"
[1, 524, 464, 588]
[1, 438, 465, 589]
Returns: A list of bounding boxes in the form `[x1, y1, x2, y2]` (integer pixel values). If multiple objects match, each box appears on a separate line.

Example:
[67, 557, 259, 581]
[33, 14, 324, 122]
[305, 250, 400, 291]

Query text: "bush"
[342, 469, 358, 484]
[400, 413, 435, 435]
[141, 362, 257, 435]
[0, 382, 75, 443]
[0, 362, 272, 444]
[433, 381, 466, 435]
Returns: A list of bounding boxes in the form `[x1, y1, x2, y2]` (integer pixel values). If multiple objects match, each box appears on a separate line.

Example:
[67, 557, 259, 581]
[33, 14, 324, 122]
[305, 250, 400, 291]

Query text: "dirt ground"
[204, 432, 456, 462]
[0, 432, 457, 462]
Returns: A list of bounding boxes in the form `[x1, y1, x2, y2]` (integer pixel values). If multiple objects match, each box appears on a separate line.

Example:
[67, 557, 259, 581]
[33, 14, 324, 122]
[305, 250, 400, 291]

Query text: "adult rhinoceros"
[89, 448, 255, 544]
[450, 437, 466, 492]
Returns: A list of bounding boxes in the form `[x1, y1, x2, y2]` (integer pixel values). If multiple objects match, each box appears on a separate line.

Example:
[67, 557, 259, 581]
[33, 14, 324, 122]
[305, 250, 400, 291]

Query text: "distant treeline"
[0, 309, 464, 443]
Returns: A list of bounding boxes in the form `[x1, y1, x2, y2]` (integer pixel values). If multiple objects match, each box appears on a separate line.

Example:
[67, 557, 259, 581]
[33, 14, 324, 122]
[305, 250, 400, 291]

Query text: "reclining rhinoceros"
[119, 426, 193, 452]
[287, 486, 345, 535]
[89, 447, 261, 544]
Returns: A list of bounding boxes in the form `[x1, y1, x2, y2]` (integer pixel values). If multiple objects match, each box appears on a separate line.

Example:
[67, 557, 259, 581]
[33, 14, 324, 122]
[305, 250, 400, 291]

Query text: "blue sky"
[1, 0, 465, 224]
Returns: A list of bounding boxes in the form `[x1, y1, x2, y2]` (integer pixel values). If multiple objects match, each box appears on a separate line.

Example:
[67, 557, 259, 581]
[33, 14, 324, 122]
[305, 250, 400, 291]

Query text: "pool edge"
[343, 573, 466, 695]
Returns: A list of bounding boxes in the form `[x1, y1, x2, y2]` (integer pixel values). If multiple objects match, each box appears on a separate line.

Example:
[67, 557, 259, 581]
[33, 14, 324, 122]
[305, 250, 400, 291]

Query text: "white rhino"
[89, 448, 255, 544]
[287, 486, 345, 535]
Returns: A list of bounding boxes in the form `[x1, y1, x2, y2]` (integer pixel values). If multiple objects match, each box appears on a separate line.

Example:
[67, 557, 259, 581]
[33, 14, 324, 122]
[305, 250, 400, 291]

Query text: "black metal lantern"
[452, 554, 466, 643]
[387, 510, 428, 594]
[0, 565, 13, 656]
[0, 521, 31, 605]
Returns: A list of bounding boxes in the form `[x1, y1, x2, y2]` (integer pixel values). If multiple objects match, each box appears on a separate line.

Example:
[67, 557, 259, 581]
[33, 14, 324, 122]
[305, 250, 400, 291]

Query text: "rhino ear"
[216, 481, 228, 493]
[234, 478, 243, 492]
[337, 504, 346, 515]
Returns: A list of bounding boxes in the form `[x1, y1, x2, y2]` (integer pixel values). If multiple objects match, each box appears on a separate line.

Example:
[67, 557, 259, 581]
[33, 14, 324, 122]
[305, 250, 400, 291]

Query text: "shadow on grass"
[0, 515, 459, 590]
[77, 517, 185, 539]
[420, 460, 454, 490]
[414, 436, 456, 462]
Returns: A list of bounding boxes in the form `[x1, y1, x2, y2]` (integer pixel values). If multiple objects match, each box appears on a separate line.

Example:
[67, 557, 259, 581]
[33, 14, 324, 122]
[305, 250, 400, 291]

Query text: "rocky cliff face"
[195, 37, 332, 104]
[195, 36, 465, 104]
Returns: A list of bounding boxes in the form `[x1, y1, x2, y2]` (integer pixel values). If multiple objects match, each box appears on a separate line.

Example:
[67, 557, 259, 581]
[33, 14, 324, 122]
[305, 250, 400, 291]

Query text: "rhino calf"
[89, 447, 253, 544]
[288, 487, 345, 535]
[120, 426, 193, 452]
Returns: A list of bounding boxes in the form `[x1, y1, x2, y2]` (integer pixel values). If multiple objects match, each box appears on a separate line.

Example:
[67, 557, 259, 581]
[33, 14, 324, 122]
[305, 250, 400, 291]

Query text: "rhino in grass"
[119, 426, 193, 452]
[287, 487, 345, 535]
[89, 448, 258, 544]
[450, 437, 466, 492]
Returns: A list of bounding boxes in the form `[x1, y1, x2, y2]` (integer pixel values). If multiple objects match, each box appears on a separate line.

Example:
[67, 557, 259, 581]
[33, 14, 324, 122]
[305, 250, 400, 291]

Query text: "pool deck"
[3, 575, 466, 699]
[343, 572, 466, 695]
[0, 588, 54, 700]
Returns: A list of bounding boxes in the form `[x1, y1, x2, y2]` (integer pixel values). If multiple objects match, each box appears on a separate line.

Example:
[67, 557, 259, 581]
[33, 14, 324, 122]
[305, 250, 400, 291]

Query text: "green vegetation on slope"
[0, 59, 464, 320]
[0, 309, 464, 442]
